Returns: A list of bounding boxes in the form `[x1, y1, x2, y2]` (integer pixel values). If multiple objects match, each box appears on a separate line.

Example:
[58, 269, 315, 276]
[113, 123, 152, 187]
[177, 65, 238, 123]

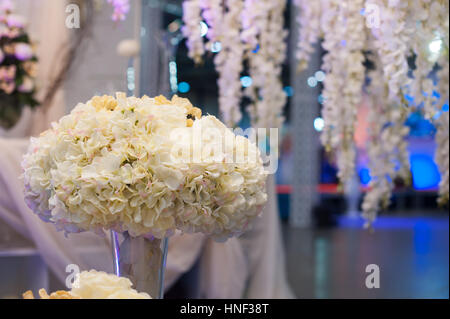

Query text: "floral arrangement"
[0, 0, 38, 129]
[22, 93, 267, 240]
[23, 270, 151, 299]
[182, 0, 287, 128]
[294, 0, 449, 224]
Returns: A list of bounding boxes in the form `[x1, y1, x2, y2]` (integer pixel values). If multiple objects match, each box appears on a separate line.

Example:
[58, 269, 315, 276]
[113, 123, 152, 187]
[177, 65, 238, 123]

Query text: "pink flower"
[14, 43, 33, 61]
[0, 65, 16, 80]
[6, 14, 26, 28]
[0, 80, 15, 94]
[107, 0, 130, 22]
[0, 0, 14, 13]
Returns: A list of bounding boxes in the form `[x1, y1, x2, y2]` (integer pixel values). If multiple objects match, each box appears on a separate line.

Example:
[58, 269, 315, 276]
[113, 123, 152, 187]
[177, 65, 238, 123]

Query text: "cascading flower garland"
[319, 0, 367, 183]
[182, 0, 205, 65]
[293, 0, 321, 72]
[22, 93, 268, 241]
[243, 0, 288, 129]
[294, 0, 449, 223]
[182, 0, 288, 128]
[214, 0, 245, 127]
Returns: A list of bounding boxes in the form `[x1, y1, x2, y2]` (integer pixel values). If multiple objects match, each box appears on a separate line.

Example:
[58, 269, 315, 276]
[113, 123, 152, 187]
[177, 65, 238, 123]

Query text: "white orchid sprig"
[320, 0, 367, 184]
[244, 0, 288, 129]
[199, 0, 223, 50]
[182, 0, 205, 65]
[293, 0, 321, 72]
[214, 0, 245, 127]
[435, 111, 449, 206]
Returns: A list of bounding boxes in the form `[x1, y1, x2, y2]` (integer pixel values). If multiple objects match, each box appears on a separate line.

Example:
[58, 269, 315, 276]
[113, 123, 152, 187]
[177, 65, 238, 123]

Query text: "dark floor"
[283, 213, 449, 299]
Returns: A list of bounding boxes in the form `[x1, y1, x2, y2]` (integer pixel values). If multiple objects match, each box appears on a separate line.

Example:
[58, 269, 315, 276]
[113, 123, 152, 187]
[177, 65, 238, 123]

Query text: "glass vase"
[110, 231, 169, 299]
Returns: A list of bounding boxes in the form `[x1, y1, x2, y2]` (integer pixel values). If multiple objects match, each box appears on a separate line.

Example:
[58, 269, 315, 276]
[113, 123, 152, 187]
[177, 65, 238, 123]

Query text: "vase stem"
[111, 231, 168, 299]
[111, 230, 121, 277]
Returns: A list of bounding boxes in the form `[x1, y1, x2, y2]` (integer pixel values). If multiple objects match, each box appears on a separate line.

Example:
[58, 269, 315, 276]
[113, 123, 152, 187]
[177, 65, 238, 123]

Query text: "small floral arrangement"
[23, 270, 151, 299]
[0, 0, 38, 129]
[22, 93, 267, 241]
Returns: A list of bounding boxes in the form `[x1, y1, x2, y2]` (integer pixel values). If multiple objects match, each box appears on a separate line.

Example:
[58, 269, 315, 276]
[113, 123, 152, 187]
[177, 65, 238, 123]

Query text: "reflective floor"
[283, 214, 449, 299]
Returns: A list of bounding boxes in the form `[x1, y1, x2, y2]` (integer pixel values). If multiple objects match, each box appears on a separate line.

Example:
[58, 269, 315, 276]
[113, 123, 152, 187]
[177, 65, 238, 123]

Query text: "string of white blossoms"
[296, 0, 449, 222]
[363, 60, 411, 225]
[293, 0, 321, 72]
[22, 93, 267, 241]
[243, 0, 287, 129]
[319, 0, 367, 183]
[199, 0, 222, 50]
[182, 0, 205, 65]
[215, 0, 245, 127]
[182, 0, 287, 128]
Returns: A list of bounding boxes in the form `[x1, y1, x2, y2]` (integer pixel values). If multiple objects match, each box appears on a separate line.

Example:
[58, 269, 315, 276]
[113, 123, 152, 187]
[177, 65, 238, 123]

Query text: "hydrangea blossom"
[22, 93, 268, 240]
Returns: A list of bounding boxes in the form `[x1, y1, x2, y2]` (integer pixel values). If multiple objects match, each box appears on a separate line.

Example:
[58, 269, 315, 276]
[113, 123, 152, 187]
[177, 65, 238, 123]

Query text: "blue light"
[318, 94, 325, 104]
[252, 44, 260, 53]
[211, 41, 222, 53]
[432, 90, 441, 99]
[284, 86, 293, 97]
[315, 71, 326, 82]
[404, 94, 415, 104]
[178, 82, 190, 94]
[200, 21, 208, 37]
[410, 154, 441, 190]
[314, 117, 325, 132]
[307, 77, 318, 88]
[240, 76, 253, 88]
[443, 103, 449, 112]
[359, 168, 371, 185]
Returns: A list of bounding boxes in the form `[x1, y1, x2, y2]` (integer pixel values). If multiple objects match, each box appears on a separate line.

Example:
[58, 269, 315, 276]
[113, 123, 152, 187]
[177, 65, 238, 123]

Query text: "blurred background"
[0, 0, 448, 299]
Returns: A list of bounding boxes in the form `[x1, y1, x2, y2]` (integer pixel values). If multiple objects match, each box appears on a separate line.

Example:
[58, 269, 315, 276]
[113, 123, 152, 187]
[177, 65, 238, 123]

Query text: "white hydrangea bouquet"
[22, 92, 268, 298]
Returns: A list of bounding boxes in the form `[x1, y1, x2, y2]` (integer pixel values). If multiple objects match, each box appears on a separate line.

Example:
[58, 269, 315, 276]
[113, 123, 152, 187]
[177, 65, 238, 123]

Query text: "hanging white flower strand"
[362, 58, 411, 225]
[214, 0, 245, 126]
[293, 0, 321, 72]
[182, 0, 205, 65]
[434, 0, 449, 205]
[199, 0, 223, 49]
[243, 0, 288, 128]
[182, 0, 288, 128]
[320, 0, 367, 184]
[370, 0, 414, 103]
[368, 0, 413, 187]
[435, 112, 449, 205]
